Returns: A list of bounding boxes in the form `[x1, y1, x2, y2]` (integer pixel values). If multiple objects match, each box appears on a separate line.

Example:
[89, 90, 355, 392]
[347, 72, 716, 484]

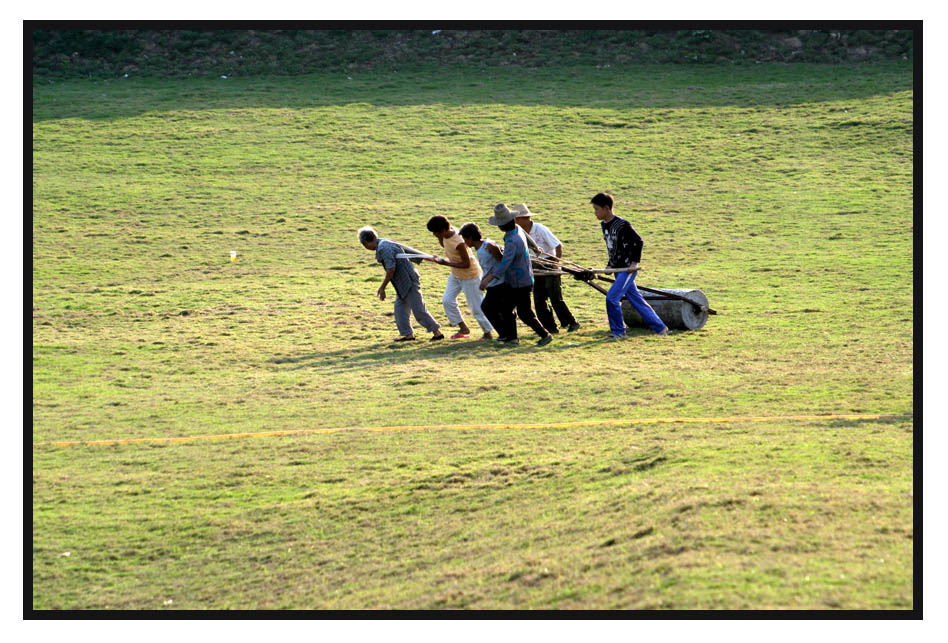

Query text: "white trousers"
[442, 273, 493, 332]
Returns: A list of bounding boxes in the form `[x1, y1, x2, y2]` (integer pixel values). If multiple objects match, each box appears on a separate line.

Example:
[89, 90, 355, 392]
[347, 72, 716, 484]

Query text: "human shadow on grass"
[270, 339, 499, 373]
[268, 329, 640, 374]
[32, 62, 913, 123]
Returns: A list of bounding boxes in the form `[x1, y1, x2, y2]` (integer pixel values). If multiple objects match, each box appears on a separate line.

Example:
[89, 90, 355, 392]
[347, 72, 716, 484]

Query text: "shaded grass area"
[33, 62, 912, 121]
[32, 29, 914, 81]
[32, 419, 913, 610]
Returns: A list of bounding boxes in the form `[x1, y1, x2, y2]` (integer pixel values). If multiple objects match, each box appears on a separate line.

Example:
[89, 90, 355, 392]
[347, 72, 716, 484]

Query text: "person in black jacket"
[591, 193, 669, 338]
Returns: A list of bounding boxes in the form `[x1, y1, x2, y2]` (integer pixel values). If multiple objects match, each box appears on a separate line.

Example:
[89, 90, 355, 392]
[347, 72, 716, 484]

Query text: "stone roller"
[621, 288, 711, 331]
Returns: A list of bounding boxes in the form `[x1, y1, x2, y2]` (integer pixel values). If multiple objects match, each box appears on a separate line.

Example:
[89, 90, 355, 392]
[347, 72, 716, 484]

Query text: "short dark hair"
[426, 215, 450, 233]
[590, 192, 614, 209]
[459, 222, 481, 241]
[499, 220, 517, 232]
[357, 226, 378, 245]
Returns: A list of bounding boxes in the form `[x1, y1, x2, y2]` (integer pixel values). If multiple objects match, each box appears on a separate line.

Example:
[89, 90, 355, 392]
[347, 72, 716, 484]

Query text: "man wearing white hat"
[511, 203, 581, 335]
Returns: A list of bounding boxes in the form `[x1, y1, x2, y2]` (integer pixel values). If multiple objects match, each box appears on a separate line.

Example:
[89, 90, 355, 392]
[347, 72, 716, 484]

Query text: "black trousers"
[533, 274, 576, 332]
[480, 285, 509, 338]
[481, 283, 549, 340]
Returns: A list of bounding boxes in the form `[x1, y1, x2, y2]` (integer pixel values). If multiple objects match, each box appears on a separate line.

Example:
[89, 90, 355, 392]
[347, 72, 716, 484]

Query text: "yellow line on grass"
[32, 413, 912, 448]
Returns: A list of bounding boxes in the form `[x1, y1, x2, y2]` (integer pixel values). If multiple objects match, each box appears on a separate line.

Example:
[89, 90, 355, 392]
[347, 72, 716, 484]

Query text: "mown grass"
[32, 62, 913, 610]
[33, 419, 913, 610]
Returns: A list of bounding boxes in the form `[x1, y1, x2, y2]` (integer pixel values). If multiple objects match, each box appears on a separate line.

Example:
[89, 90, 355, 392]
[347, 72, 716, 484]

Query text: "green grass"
[32, 62, 914, 610]
[33, 419, 912, 610]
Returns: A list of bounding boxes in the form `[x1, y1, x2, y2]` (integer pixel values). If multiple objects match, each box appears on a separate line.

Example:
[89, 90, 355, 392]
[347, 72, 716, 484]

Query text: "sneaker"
[609, 333, 627, 341]
[392, 335, 416, 342]
[450, 331, 471, 340]
[566, 322, 581, 333]
[547, 327, 560, 334]
[495, 337, 508, 343]
[537, 334, 553, 347]
[430, 333, 445, 341]
[657, 328, 670, 336]
[502, 338, 520, 346]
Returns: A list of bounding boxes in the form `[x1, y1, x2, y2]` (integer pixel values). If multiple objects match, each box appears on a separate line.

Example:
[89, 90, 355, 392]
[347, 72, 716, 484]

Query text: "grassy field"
[32, 62, 914, 610]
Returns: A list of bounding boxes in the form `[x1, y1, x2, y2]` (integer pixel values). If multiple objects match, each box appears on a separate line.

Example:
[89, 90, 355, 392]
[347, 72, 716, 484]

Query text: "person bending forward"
[425, 215, 493, 340]
[359, 226, 445, 342]
[459, 222, 511, 342]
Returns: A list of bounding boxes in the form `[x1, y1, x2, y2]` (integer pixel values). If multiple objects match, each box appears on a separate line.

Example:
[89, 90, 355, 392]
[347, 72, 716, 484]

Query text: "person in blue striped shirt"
[479, 204, 553, 347]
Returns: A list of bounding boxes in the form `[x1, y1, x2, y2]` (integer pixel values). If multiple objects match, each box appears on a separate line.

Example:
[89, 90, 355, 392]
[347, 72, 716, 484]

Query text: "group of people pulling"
[357, 193, 669, 346]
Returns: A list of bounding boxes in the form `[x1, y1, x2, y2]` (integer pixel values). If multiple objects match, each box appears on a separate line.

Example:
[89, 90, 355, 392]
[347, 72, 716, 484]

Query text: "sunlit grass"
[32, 62, 913, 609]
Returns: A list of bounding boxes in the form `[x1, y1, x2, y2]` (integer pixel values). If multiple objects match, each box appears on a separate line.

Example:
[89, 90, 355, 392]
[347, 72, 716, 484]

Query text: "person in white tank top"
[459, 222, 514, 342]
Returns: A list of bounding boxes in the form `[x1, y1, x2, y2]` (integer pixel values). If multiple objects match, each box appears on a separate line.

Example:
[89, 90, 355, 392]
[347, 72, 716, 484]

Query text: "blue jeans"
[606, 271, 667, 335]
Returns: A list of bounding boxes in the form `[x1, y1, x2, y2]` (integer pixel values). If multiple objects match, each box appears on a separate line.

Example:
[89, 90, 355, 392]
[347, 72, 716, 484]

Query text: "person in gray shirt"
[359, 226, 444, 342]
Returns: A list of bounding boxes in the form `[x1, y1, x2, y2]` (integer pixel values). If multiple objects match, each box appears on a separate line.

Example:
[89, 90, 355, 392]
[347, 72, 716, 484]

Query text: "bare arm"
[487, 242, 503, 261]
[377, 267, 396, 300]
[434, 253, 471, 270]
[432, 237, 471, 269]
